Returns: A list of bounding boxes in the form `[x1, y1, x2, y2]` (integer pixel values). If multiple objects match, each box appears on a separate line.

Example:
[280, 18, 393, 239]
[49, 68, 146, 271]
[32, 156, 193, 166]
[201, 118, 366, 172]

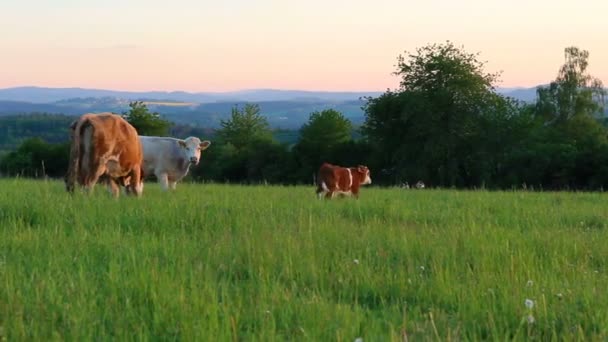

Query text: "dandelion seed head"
[526, 280, 533, 287]
[354, 338, 363, 342]
[527, 314, 535, 324]
[525, 299, 534, 309]
[353, 259, 360, 265]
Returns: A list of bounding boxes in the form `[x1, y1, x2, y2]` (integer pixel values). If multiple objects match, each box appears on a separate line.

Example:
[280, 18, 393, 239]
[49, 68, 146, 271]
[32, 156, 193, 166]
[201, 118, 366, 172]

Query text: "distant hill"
[0, 86, 383, 104]
[2, 85, 605, 129]
[497, 87, 539, 102]
[0, 97, 368, 129]
[0, 100, 81, 115]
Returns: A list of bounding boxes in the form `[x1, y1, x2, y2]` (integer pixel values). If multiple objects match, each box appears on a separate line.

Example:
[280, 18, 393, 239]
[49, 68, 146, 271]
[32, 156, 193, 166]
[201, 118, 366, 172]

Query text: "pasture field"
[1, 179, 607, 340]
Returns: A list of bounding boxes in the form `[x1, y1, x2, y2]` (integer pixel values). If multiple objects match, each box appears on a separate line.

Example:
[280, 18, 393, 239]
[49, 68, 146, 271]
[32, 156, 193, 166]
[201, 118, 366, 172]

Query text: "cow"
[139, 136, 211, 191]
[65, 113, 144, 197]
[316, 163, 372, 199]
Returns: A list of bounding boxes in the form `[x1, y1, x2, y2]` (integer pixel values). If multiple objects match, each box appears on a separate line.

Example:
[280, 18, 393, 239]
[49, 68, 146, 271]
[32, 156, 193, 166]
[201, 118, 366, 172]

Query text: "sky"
[1, 0, 607, 92]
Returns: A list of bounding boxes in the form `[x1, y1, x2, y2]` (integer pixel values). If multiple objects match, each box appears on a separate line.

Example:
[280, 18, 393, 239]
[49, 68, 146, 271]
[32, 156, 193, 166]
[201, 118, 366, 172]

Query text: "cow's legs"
[128, 166, 143, 197]
[107, 178, 120, 198]
[316, 185, 326, 199]
[84, 163, 106, 195]
[317, 181, 331, 199]
[157, 172, 170, 191]
[169, 181, 177, 191]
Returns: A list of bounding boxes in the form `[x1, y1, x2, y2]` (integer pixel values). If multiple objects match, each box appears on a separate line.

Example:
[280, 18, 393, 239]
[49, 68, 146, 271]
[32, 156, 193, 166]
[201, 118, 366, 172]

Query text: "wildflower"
[526, 280, 533, 287]
[525, 299, 534, 309]
[556, 293, 563, 299]
[527, 314, 535, 324]
[419, 266, 425, 271]
[354, 338, 363, 342]
[353, 259, 360, 265]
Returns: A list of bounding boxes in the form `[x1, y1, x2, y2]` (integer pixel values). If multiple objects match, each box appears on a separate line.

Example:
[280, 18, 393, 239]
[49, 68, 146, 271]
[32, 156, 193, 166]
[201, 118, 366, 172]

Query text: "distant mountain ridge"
[0, 86, 385, 104]
[0, 85, 579, 129]
[0, 85, 548, 104]
[0, 97, 369, 129]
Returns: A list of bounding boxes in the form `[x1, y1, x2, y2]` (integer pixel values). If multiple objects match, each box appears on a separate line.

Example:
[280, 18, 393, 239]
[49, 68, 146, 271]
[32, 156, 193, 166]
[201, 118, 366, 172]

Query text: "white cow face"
[357, 165, 372, 185]
[178, 137, 211, 165]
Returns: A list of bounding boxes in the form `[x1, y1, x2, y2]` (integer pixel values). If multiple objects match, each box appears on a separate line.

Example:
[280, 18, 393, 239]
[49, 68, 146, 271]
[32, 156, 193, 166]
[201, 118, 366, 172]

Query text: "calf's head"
[356, 165, 372, 185]
[178, 137, 211, 165]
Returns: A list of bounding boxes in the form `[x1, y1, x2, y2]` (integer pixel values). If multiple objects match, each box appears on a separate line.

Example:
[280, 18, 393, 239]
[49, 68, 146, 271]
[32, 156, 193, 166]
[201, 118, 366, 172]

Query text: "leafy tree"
[523, 47, 608, 189]
[202, 104, 291, 183]
[298, 109, 352, 148]
[216, 104, 273, 149]
[364, 41, 517, 187]
[293, 109, 353, 177]
[122, 101, 171, 136]
[536, 47, 606, 125]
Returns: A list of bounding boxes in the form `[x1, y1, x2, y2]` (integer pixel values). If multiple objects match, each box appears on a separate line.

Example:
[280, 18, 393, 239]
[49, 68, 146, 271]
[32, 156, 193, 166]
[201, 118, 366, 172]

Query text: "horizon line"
[0, 84, 545, 94]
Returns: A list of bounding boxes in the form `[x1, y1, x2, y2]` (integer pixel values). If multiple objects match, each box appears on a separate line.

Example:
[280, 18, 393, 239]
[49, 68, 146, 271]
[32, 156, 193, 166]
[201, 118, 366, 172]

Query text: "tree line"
[1, 42, 606, 189]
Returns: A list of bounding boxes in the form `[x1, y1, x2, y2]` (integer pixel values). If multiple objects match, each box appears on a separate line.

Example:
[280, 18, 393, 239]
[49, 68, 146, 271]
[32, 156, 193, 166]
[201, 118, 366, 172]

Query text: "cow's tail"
[66, 117, 95, 193]
[79, 120, 95, 184]
[65, 120, 81, 193]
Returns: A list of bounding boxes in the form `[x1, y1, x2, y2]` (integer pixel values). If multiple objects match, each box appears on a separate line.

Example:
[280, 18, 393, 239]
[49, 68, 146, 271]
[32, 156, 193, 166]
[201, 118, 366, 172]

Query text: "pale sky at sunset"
[1, 0, 606, 92]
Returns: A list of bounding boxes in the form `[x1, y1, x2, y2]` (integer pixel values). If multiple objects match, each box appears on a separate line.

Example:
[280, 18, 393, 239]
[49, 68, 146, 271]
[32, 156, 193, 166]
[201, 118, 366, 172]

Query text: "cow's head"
[178, 137, 211, 165]
[356, 165, 372, 185]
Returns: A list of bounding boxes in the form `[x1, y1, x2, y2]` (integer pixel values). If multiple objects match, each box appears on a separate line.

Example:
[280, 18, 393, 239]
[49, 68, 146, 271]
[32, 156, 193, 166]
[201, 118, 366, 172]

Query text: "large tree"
[364, 41, 520, 187]
[526, 47, 608, 189]
[122, 101, 171, 136]
[294, 109, 352, 160]
[536, 46, 606, 124]
[208, 104, 289, 183]
[216, 104, 273, 150]
[291, 109, 354, 182]
[298, 109, 352, 148]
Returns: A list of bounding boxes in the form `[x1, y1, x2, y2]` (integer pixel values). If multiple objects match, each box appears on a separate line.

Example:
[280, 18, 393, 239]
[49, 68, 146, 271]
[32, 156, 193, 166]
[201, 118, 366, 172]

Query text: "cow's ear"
[178, 140, 187, 148]
[200, 140, 211, 150]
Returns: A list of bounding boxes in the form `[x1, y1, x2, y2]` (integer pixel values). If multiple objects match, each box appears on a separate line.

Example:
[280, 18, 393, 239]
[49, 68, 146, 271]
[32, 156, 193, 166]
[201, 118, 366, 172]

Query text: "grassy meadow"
[1, 179, 607, 340]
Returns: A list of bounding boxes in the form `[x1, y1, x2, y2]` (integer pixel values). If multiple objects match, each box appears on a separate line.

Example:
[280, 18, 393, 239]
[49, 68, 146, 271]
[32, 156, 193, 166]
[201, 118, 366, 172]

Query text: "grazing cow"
[316, 163, 372, 199]
[65, 113, 144, 197]
[139, 136, 211, 191]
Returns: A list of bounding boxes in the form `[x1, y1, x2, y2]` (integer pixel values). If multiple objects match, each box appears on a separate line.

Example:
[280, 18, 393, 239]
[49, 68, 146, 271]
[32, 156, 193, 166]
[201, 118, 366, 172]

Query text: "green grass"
[1, 179, 607, 340]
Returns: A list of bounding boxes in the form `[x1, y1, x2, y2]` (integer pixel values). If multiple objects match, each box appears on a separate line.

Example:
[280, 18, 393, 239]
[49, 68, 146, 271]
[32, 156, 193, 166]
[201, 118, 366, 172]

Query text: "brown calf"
[316, 162, 372, 199]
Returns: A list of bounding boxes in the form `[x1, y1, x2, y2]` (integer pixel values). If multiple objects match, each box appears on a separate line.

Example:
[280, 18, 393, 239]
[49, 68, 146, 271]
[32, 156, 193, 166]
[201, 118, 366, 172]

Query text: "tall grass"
[1, 179, 607, 340]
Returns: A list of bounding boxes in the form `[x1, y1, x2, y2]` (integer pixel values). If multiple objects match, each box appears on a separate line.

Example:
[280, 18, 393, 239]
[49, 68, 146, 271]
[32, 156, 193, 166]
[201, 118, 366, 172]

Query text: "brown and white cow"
[316, 163, 372, 199]
[64, 113, 144, 197]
